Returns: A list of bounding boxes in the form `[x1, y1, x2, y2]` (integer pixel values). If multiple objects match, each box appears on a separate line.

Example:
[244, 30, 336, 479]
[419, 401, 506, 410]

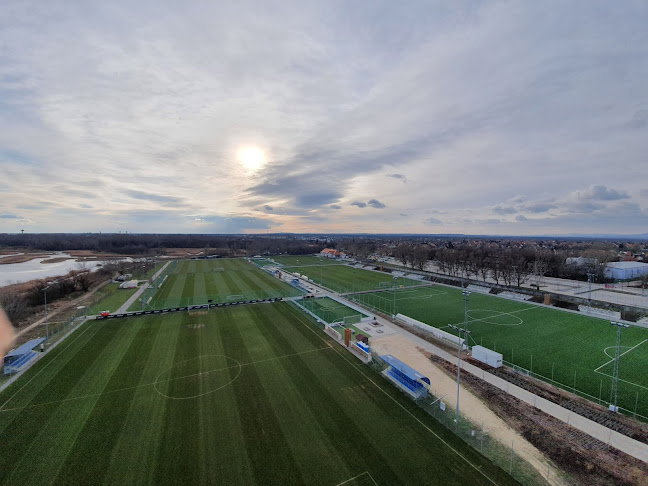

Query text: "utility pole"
[392, 275, 398, 321]
[512, 265, 517, 299]
[587, 273, 595, 310]
[43, 286, 50, 343]
[610, 321, 629, 412]
[449, 290, 471, 424]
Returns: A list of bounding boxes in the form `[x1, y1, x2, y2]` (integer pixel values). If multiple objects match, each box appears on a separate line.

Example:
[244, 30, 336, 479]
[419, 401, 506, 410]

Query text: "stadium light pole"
[587, 273, 594, 310]
[449, 290, 471, 424]
[393, 275, 398, 321]
[512, 266, 517, 299]
[610, 321, 630, 412]
[43, 286, 50, 343]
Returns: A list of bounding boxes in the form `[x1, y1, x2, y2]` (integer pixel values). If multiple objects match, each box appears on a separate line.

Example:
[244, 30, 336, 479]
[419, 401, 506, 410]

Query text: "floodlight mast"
[610, 321, 629, 412]
[450, 290, 471, 423]
[587, 273, 595, 309]
[43, 286, 50, 343]
[392, 275, 398, 321]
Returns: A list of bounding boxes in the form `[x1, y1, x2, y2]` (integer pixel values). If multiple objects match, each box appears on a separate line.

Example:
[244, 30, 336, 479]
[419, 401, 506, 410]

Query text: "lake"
[0, 253, 128, 286]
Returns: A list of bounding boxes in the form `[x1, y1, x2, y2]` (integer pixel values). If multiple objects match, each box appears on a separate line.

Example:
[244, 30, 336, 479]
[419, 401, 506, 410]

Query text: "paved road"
[299, 273, 648, 463]
[116, 262, 171, 314]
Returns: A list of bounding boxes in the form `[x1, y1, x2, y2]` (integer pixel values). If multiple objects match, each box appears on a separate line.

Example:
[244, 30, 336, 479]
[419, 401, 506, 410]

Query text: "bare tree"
[73, 262, 93, 291]
[412, 245, 429, 271]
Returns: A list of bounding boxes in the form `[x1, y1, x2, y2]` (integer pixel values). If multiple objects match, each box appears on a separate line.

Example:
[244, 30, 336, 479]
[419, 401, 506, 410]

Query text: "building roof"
[6, 337, 46, 359]
[380, 354, 430, 384]
[607, 261, 648, 269]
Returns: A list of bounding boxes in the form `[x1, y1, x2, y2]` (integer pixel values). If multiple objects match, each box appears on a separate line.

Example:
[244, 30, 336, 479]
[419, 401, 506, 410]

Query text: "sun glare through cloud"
[238, 147, 266, 171]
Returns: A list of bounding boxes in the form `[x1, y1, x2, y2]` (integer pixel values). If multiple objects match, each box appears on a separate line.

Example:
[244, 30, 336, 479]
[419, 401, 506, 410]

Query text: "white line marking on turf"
[334, 471, 378, 486]
[594, 339, 648, 372]
[0, 345, 332, 412]
[285, 306, 500, 486]
[0, 319, 98, 412]
[594, 370, 648, 392]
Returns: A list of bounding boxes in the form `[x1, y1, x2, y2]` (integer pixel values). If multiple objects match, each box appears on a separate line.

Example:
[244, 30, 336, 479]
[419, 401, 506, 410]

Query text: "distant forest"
[0, 233, 326, 256]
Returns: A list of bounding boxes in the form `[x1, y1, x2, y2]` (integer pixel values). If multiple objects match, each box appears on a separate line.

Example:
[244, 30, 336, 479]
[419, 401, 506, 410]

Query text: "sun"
[238, 147, 266, 171]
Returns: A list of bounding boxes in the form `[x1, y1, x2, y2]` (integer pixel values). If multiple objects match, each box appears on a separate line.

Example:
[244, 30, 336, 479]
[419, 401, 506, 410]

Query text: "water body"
[0, 253, 128, 287]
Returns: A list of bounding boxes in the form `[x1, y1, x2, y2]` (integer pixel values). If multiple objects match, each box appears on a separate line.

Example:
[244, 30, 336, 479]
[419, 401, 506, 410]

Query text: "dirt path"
[371, 333, 568, 485]
[15, 279, 111, 339]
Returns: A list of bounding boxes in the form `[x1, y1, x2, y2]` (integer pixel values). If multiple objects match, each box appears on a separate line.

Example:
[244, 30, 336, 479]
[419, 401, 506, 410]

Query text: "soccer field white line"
[594, 370, 648, 392]
[442, 305, 539, 329]
[593, 338, 648, 372]
[368, 289, 448, 302]
[0, 345, 333, 414]
[334, 471, 378, 486]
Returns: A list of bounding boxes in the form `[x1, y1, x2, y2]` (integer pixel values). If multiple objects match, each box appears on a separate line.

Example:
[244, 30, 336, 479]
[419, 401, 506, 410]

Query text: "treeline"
[0, 234, 324, 256]
[386, 243, 619, 285]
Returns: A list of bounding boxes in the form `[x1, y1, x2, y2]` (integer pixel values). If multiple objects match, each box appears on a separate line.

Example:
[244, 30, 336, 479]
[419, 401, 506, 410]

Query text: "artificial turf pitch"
[354, 285, 648, 416]
[285, 264, 421, 294]
[135, 258, 303, 310]
[0, 302, 516, 485]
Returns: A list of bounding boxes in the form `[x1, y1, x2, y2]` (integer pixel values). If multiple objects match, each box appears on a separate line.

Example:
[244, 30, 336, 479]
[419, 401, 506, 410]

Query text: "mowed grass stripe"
[153, 311, 204, 484]
[51, 320, 162, 485]
[102, 315, 183, 485]
[1, 319, 144, 484]
[218, 307, 304, 485]
[246, 307, 403, 483]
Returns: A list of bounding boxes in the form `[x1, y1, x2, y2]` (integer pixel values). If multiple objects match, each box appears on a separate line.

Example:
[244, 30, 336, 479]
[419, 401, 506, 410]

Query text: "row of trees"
[0, 233, 324, 256]
[385, 243, 619, 286]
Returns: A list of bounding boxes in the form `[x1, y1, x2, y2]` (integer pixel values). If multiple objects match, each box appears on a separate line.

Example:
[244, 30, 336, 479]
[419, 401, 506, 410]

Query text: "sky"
[1, 1, 647, 235]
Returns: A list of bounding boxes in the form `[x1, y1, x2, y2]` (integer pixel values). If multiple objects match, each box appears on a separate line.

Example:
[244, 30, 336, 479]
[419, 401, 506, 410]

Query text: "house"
[320, 248, 346, 259]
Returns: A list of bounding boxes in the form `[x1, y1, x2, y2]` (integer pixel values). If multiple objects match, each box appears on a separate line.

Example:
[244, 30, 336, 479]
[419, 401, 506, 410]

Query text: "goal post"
[213, 267, 225, 272]
[378, 281, 392, 289]
[226, 294, 244, 301]
[343, 314, 362, 325]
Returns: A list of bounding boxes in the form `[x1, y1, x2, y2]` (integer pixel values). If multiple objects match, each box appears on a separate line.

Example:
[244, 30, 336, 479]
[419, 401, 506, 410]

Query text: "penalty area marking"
[467, 309, 524, 326]
[594, 338, 648, 373]
[334, 471, 378, 486]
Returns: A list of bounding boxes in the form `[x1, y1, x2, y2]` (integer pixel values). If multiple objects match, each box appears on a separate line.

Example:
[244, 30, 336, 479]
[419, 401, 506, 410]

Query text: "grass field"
[272, 255, 345, 267]
[88, 283, 140, 314]
[299, 296, 369, 325]
[252, 255, 344, 268]
[0, 302, 516, 485]
[287, 265, 421, 294]
[133, 259, 302, 310]
[355, 285, 648, 416]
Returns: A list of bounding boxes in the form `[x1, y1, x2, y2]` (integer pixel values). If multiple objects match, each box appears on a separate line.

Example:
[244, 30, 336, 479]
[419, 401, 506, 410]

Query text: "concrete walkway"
[116, 262, 170, 314]
[300, 274, 648, 464]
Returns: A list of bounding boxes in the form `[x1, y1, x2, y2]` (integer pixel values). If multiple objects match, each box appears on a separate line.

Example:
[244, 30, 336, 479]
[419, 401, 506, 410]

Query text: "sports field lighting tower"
[610, 321, 630, 412]
[448, 290, 471, 423]
[43, 285, 51, 343]
[512, 265, 517, 299]
[587, 273, 595, 309]
[392, 275, 398, 321]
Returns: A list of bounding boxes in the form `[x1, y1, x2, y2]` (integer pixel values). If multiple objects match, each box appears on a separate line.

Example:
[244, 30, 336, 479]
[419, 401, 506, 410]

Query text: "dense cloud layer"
[0, 1, 647, 234]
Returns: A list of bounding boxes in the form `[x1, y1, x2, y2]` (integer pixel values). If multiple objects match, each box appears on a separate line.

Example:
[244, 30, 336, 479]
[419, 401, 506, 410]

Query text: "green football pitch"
[269, 255, 345, 267]
[299, 296, 369, 325]
[0, 303, 516, 485]
[355, 285, 648, 416]
[133, 258, 303, 310]
[286, 265, 421, 294]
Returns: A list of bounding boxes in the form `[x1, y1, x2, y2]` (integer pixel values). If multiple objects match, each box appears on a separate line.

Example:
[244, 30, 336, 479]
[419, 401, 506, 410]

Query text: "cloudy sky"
[1, 1, 647, 235]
